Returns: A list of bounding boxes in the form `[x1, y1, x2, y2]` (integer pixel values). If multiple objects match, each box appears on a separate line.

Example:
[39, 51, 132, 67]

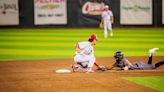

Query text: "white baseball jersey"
[75, 41, 94, 56]
[101, 10, 114, 38]
[101, 10, 113, 22]
[74, 41, 96, 72]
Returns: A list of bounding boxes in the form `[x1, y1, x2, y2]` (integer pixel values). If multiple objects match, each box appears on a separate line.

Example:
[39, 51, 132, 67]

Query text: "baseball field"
[0, 28, 164, 92]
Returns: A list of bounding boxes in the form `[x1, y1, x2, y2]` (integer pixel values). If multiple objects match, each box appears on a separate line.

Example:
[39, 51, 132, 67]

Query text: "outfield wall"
[0, 0, 163, 28]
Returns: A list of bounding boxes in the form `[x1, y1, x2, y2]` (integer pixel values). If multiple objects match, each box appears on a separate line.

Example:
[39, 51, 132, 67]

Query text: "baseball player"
[72, 34, 102, 73]
[101, 5, 114, 38]
[109, 48, 164, 70]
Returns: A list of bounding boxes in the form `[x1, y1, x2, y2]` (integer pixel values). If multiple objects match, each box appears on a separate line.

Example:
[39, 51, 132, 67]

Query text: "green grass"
[122, 76, 164, 92]
[0, 28, 164, 61]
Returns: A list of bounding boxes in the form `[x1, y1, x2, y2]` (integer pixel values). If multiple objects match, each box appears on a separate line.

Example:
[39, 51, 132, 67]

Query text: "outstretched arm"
[94, 62, 108, 71]
[107, 66, 115, 70]
[94, 62, 100, 68]
[107, 62, 117, 70]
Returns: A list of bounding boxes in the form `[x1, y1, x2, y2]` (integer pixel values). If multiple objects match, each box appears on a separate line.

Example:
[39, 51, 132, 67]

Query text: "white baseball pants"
[104, 21, 112, 37]
[74, 54, 95, 71]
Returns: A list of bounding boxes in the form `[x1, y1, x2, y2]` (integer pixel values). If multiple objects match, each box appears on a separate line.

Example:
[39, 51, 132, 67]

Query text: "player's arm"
[102, 16, 105, 23]
[75, 43, 80, 53]
[94, 62, 100, 68]
[100, 17, 104, 26]
[107, 62, 117, 70]
[101, 12, 104, 24]
[110, 11, 114, 24]
[107, 66, 114, 70]
[99, 18, 104, 28]
[124, 59, 133, 68]
[111, 16, 114, 24]
[122, 59, 133, 70]
[94, 62, 108, 71]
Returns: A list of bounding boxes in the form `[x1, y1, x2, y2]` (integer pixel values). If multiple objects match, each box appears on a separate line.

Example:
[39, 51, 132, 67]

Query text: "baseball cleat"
[110, 33, 113, 37]
[71, 64, 78, 72]
[104, 34, 108, 38]
[86, 70, 95, 74]
[149, 48, 159, 54]
[104, 31, 108, 38]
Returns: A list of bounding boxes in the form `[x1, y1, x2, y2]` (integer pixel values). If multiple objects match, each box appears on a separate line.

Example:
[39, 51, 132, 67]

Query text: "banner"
[34, 0, 67, 25]
[78, 0, 110, 25]
[0, 0, 19, 25]
[162, 0, 164, 24]
[120, 0, 152, 25]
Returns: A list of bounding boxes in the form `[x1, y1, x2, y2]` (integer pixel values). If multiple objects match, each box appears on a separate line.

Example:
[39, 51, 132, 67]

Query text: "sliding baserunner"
[109, 48, 164, 70]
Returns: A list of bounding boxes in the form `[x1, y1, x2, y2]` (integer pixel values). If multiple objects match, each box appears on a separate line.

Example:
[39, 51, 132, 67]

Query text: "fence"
[0, 0, 163, 28]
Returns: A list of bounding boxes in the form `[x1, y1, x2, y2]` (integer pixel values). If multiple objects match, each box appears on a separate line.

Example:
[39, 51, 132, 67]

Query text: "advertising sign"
[34, 0, 67, 25]
[78, 0, 110, 25]
[120, 0, 152, 25]
[162, 0, 164, 24]
[0, 0, 19, 25]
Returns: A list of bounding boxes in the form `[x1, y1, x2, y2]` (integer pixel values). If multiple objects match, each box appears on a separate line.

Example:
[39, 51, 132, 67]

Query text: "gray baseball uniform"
[131, 62, 155, 70]
[114, 58, 156, 70]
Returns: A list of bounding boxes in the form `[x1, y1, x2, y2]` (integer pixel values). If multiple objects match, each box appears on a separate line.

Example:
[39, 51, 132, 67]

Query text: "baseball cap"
[90, 34, 98, 41]
[104, 5, 109, 9]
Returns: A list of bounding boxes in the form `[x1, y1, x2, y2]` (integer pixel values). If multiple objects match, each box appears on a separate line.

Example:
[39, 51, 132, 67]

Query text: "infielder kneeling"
[109, 48, 164, 70]
[72, 34, 103, 73]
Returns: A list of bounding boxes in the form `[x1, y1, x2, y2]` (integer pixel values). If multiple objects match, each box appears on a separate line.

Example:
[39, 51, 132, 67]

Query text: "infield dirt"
[0, 56, 164, 92]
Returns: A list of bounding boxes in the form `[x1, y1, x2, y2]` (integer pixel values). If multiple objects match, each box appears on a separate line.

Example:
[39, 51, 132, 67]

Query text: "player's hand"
[111, 20, 114, 24]
[123, 66, 129, 70]
[97, 66, 106, 71]
[99, 22, 103, 29]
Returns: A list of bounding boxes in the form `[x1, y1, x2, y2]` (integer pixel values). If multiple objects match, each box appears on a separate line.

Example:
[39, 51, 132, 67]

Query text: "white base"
[55, 69, 71, 73]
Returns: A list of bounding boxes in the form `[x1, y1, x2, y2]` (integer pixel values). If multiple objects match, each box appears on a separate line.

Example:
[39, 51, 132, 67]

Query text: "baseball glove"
[97, 66, 107, 71]
[99, 22, 103, 29]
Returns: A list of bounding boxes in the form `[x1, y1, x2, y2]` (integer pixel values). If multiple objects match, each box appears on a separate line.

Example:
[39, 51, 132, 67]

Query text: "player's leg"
[104, 21, 108, 38]
[73, 62, 88, 72]
[71, 64, 80, 72]
[147, 48, 159, 64]
[147, 55, 153, 64]
[155, 61, 164, 68]
[74, 54, 95, 72]
[86, 56, 96, 73]
[77, 62, 88, 68]
[107, 21, 113, 37]
[73, 55, 88, 72]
